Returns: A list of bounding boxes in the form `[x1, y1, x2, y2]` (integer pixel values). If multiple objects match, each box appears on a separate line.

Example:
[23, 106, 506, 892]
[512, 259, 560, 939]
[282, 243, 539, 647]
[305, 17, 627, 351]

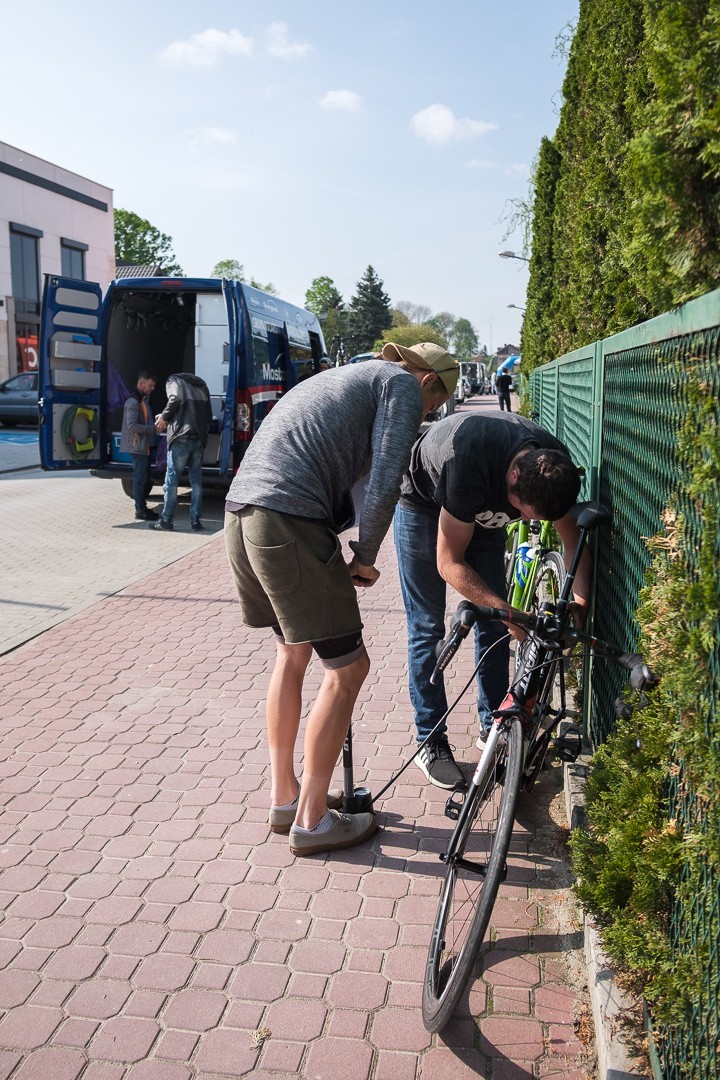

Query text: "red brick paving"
[0, 531, 594, 1077]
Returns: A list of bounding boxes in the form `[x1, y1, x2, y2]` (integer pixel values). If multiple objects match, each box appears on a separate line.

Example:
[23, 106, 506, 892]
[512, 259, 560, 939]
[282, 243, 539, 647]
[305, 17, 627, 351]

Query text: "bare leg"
[294, 649, 371, 830]
[267, 640, 312, 807]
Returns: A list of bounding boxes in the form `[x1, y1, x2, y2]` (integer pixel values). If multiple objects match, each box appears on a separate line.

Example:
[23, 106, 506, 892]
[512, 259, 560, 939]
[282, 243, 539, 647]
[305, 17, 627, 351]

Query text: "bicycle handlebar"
[430, 601, 659, 692]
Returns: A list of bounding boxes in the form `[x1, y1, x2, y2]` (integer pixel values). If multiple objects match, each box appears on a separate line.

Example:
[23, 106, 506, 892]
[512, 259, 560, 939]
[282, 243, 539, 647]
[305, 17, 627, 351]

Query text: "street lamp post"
[498, 250, 530, 262]
[507, 304, 526, 312]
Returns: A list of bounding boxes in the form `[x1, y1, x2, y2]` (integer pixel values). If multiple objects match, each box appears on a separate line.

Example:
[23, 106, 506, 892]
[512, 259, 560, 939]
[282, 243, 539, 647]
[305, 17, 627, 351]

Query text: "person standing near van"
[224, 342, 457, 857]
[120, 371, 158, 521]
[496, 369, 512, 411]
[151, 373, 213, 532]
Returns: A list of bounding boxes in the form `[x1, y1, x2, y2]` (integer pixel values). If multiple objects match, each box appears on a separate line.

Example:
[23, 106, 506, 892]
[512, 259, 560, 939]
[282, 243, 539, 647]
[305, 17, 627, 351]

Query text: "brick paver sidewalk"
[0, 531, 594, 1079]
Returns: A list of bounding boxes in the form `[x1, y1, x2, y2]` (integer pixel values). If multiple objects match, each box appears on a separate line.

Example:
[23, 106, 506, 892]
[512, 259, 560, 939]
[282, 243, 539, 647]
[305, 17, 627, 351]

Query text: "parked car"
[347, 352, 377, 364]
[0, 371, 39, 426]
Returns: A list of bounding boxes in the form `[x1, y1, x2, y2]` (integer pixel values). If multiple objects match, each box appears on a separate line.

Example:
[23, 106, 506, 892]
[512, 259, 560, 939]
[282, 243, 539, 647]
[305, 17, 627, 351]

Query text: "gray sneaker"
[269, 789, 344, 834]
[416, 738, 466, 790]
[289, 809, 377, 856]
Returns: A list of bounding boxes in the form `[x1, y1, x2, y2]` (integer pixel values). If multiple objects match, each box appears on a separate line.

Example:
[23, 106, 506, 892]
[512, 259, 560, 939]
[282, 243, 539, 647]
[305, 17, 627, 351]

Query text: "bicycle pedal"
[554, 723, 583, 762]
[444, 791, 465, 821]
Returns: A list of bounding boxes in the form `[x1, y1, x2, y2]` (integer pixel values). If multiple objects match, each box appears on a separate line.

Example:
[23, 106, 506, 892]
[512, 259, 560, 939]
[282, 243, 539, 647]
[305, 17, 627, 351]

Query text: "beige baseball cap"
[381, 341, 459, 396]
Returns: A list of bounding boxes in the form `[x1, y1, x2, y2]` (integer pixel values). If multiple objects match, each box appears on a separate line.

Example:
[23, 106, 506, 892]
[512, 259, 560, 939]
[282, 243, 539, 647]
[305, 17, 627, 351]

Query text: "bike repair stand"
[342, 721, 374, 814]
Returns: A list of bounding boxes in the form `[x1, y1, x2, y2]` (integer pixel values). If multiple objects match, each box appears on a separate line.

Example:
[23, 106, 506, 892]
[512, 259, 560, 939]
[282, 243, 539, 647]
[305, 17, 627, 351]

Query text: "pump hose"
[61, 405, 99, 461]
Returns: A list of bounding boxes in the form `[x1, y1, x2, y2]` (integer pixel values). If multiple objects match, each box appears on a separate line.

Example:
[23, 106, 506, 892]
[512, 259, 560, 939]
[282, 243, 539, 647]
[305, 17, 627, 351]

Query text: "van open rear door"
[39, 277, 104, 471]
[219, 279, 241, 477]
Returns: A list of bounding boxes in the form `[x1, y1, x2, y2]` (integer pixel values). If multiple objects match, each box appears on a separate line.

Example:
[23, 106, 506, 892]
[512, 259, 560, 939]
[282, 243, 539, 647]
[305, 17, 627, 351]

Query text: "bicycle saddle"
[569, 500, 611, 530]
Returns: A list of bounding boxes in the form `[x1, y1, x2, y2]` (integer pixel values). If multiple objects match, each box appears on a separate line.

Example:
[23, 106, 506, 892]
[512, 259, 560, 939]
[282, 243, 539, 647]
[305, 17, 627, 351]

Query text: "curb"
[564, 758, 651, 1080]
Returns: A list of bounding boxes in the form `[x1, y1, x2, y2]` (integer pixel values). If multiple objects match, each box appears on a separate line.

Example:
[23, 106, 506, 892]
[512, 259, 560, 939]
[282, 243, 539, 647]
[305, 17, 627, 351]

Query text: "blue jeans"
[393, 505, 510, 743]
[161, 436, 204, 523]
[130, 452, 150, 515]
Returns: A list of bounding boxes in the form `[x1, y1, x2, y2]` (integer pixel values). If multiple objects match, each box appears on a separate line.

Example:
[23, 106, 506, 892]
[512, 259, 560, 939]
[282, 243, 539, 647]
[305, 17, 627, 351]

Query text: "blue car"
[0, 371, 39, 426]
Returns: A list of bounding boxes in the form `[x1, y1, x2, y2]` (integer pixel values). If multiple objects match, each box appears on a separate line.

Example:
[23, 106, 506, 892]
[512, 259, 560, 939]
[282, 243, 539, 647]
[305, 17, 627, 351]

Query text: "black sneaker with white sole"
[416, 738, 466, 790]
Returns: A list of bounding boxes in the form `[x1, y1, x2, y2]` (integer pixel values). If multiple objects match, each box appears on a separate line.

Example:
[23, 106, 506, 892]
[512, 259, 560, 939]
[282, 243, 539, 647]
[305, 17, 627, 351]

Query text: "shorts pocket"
[245, 537, 301, 598]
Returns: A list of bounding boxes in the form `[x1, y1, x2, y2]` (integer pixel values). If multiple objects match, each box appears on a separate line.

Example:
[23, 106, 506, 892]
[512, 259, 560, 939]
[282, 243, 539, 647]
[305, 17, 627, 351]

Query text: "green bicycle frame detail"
[505, 519, 559, 609]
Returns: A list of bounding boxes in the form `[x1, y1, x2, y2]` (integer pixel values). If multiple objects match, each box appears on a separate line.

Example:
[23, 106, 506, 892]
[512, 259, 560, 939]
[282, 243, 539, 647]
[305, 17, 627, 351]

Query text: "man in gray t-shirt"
[225, 342, 457, 856]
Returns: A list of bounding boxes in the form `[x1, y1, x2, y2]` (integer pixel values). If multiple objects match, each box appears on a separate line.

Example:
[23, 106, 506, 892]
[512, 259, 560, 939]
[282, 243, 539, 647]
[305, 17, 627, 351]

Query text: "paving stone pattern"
[0, 528, 594, 1078]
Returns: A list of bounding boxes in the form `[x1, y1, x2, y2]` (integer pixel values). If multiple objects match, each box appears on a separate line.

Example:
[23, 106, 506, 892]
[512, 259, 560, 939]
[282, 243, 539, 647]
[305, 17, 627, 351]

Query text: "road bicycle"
[421, 500, 658, 1032]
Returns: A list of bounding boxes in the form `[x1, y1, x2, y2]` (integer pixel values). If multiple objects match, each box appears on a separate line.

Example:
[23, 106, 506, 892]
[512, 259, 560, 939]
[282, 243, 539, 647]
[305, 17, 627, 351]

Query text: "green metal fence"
[528, 288, 720, 1080]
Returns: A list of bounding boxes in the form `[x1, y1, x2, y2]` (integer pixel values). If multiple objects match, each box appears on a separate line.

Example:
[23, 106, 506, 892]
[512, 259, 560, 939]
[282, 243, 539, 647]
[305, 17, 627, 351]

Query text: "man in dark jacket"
[151, 373, 212, 532]
[496, 369, 513, 411]
[120, 371, 158, 521]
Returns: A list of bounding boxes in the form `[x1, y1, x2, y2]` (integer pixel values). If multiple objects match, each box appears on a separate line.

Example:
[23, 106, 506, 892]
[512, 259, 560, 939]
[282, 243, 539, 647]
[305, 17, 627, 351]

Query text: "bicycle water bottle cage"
[514, 543, 534, 587]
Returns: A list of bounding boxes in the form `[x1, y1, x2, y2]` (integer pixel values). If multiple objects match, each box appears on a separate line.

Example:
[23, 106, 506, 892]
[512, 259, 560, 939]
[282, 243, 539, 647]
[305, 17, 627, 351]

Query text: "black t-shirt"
[496, 372, 512, 392]
[400, 411, 571, 529]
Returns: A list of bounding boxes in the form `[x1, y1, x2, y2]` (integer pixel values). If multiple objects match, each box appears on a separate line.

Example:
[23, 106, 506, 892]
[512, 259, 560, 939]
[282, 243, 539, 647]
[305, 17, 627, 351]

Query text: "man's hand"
[155, 416, 168, 433]
[568, 601, 587, 630]
[348, 557, 380, 588]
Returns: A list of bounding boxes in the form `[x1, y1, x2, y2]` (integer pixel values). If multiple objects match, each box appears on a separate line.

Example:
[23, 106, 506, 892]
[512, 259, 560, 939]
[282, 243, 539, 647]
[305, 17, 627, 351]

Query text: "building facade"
[0, 141, 114, 381]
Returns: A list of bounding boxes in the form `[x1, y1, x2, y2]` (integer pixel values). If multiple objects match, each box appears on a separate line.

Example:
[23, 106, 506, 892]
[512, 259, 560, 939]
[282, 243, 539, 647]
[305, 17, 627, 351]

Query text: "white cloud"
[466, 159, 498, 170]
[265, 22, 313, 59]
[504, 162, 530, 177]
[410, 104, 497, 145]
[160, 28, 254, 68]
[198, 128, 237, 145]
[319, 89, 363, 113]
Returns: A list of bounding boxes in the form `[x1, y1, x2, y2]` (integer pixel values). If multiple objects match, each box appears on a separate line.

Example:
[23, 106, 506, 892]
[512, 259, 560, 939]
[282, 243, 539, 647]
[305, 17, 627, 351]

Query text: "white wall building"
[0, 141, 114, 382]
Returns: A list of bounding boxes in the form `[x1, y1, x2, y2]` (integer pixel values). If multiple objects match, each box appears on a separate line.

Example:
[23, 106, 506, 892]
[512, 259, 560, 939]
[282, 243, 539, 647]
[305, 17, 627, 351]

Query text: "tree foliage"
[375, 323, 447, 350]
[522, 0, 720, 373]
[114, 209, 183, 275]
[305, 276, 346, 358]
[345, 266, 393, 354]
[452, 318, 479, 359]
[210, 259, 277, 295]
[395, 300, 433, 324]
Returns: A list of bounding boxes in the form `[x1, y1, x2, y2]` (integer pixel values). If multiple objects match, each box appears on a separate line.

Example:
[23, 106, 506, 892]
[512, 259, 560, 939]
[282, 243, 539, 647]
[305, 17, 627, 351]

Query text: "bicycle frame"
[506, 518, 557, 609]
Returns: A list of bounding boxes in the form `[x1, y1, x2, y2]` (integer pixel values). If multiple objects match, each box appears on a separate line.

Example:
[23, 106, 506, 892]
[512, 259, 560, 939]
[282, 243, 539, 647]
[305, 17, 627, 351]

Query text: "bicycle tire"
[514, 550, 567, 702]
[422, 717, 524, 1032]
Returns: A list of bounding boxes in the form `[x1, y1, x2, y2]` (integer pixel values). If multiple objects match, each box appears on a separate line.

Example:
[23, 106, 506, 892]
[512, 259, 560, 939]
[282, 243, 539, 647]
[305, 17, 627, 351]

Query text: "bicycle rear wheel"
[422, 717, 524, 1032]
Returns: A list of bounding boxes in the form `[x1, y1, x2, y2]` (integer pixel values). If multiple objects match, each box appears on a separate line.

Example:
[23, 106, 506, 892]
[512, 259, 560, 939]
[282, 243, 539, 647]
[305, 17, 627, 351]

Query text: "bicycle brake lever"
[431, 604, 478, 684]
[617, 652, 659, 691]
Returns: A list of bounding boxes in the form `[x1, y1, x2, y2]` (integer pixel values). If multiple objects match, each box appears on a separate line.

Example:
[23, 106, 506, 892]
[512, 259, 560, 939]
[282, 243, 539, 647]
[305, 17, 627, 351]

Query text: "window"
[9, 224, 41, 315]
[61, 238, 87, 280]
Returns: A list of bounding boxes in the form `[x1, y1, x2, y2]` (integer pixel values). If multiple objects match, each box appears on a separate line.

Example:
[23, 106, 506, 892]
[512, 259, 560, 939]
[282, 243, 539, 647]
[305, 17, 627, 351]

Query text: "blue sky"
[1, 1, 578, 351]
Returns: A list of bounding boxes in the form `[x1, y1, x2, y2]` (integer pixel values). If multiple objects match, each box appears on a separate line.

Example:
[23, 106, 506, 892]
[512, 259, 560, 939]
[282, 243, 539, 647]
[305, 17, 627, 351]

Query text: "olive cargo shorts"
[224, 506, 363, 645]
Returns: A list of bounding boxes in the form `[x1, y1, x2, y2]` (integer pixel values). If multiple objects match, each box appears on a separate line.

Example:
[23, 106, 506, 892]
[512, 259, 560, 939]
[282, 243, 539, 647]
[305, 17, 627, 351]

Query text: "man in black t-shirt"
[393, 411, 590, 790]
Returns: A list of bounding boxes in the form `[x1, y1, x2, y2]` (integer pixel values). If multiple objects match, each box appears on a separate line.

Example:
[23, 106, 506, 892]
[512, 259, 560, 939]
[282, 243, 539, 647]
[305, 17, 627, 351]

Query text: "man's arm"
[554, 514, 593, 626]
[436, 510, 526, 639]
[123, 398, 154, 439]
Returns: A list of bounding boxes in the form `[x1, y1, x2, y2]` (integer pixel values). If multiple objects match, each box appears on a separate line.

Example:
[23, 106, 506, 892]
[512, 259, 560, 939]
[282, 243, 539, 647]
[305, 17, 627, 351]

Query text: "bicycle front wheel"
[514, 550, 567, 699]
[422, 717, 524, 1032]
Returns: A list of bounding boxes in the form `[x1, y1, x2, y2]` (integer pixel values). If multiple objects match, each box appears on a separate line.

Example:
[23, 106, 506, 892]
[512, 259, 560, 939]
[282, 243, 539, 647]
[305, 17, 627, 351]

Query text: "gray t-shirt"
[400, 411, 570, 528]
[226, 359, 424, 565]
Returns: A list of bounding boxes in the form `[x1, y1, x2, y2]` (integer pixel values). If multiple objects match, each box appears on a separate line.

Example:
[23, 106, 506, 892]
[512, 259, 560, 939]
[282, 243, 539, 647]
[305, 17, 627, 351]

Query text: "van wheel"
[121, 479, 154, 498]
